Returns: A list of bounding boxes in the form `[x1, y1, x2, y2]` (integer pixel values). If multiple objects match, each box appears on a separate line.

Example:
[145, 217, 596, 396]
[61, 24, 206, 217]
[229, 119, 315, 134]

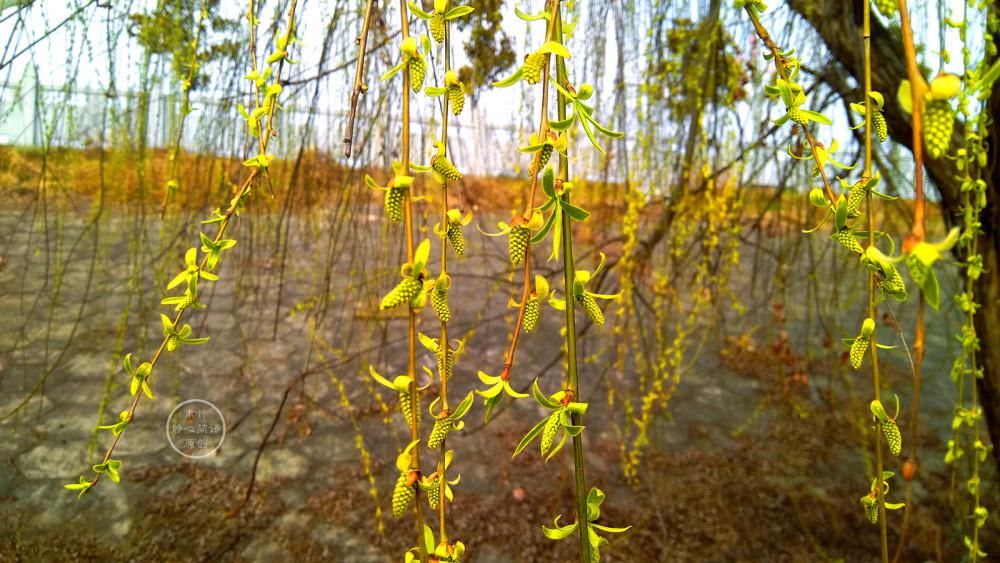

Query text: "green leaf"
[530, 209, 557, 244]
[922, 267, 940, 310]
[166, 270, 188, 290]
[64, 476, 89, 490]
[542, 166, 555, 198]
[422, 524, 435, 553]
[897, 80, 913, 114]
[413, 239, 431, 272]
[161, 314, 174, 334]
[407, 1, 431, 19]
[105, 459, 122, 483]
[549, 116, 575, 131]
[870, 400, 889, 422]
[418, 331, 440, 352]
[140, 380, 155, 400]
[560, 200, 590, 221]
[591, 523, 631, 534]
[369, 366, 394, 390]
[476, 381, 504, 399]
[444, 5, 474, 19]
[776, 78, 794, 107]
[538, 40, 571, 58]
[476, 370, 498, 385]
[517, 142, 545, 153]
[395, 439, 421, 472]
[587, 115, 625, 138]
[482, 393, 502, 422]
[579, 109, 605, 153]
[587, 486, 606, 514]
[544, 430, 567, 461]
[798, 109, 830, 125]
[242, 154, 273, 170]
[504, 381, 529, 399]
[514, 6, 549, 21]
[542, 516, 578, 540]
[493, 68, 523, 87]
[513, 414, 552, 458]
[587, 526, 603, 552]
[531, 379, 562, 410]
[64, 476, 92, 498]
[381, 60, 406, 82]
[834, 195, 848, 231]
[452, 391, 475, 419]
[424, 86, 446, 97]
[562, 422, 585, 437]
[551, 80, 575, 99]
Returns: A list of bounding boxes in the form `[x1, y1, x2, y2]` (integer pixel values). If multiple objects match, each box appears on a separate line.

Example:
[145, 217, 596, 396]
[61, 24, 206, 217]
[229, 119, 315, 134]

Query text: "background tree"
[784, 0, 1000, 467]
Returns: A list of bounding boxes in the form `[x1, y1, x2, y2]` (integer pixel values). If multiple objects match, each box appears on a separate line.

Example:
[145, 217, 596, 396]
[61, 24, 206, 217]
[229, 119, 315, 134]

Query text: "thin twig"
[344, 0, 377, 157]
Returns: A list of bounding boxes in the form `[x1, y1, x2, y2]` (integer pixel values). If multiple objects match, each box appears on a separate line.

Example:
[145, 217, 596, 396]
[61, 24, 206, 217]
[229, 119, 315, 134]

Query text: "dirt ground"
[2, 334, 995, 562]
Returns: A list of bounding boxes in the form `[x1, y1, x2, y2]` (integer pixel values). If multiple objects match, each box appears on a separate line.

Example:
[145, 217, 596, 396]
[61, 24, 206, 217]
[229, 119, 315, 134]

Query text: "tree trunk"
[784, 0, 1000, 467]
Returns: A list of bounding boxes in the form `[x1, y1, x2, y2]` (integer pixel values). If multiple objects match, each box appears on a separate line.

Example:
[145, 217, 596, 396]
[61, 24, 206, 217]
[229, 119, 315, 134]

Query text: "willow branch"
[344, 0, 376, 157]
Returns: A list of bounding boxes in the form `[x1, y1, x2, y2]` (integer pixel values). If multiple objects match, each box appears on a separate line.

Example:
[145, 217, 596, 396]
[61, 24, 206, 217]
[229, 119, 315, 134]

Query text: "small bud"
[929, 73, 960, 100]
[401, 37, 419, 57]
[869, 399, 890, 423]
[872, 0, 896, 17]
[861, 494, 879, 524]
[861, 317, 875, 338]
[808, 188, 828, 208]
[577, 83, 593, 100]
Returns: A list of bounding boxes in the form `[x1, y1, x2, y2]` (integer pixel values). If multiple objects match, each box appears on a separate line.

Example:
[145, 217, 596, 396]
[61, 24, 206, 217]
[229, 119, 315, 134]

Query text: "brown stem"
[436, 20, 452, 547]
[861, 1, 888, 560]
[498, 2, 560, 382]
[344, 0, 376, 157]
[891, 1, 928, 557]
[897, 0, 926, 250]
[396, 3, 427, 561]
[159, 0, 208, 215]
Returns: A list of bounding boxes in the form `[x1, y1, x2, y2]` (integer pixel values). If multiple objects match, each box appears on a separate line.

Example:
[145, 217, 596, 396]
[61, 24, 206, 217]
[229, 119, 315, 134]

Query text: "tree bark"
[784, 0, 1000, 467]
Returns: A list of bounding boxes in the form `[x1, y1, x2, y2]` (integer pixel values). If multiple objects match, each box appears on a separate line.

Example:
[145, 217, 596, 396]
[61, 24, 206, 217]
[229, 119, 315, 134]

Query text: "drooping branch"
[785, 0, 1000, 469]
